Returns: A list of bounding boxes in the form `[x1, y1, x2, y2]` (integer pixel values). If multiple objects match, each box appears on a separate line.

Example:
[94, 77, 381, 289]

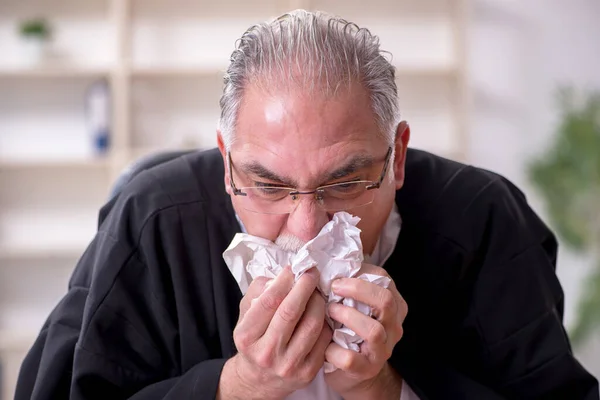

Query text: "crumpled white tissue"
[222, 211, 391, 373]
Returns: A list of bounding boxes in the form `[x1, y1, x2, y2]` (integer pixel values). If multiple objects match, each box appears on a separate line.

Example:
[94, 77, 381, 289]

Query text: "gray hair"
[219, 9, 400, 150]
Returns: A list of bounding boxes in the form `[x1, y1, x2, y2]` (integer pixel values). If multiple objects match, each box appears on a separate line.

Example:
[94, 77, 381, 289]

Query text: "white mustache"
[275, 234, 306, 253]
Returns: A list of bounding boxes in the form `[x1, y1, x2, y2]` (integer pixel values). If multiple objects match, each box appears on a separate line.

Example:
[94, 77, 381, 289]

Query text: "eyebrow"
[240, 162, 296, 186]
[239, 154, 376, 187]
[326, 155, 375, 181]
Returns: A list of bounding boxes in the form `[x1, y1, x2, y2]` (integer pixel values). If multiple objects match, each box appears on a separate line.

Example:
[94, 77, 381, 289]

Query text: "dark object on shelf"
[85, 79, 111, 155]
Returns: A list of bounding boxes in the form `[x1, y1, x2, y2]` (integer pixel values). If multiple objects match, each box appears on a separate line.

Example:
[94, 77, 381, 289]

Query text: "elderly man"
[15, 9, 598, 400]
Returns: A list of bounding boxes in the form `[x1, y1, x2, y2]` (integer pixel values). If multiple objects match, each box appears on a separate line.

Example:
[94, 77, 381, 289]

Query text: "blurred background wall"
[0, 0, 598, 398]
[468, 0, 600, 377]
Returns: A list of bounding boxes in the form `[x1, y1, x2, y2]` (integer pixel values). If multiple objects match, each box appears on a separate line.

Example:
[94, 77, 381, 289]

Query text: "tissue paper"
[223, 211, 391, 372]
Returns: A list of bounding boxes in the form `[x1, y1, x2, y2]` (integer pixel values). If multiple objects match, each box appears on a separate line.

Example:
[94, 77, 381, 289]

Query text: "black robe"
[15, 148, 599, 399]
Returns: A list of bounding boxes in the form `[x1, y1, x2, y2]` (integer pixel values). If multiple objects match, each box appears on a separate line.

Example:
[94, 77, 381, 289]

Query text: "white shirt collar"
[365, 202, 402, 266]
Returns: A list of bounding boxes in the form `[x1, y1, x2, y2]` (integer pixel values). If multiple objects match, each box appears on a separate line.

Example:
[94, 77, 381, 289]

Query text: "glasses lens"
[320, 181, 375, 212]
[237, 187, 295, 214]
[234, 182, 376, 214]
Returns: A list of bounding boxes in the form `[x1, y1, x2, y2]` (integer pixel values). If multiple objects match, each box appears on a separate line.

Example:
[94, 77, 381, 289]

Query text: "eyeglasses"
[227, 147, 393, 214]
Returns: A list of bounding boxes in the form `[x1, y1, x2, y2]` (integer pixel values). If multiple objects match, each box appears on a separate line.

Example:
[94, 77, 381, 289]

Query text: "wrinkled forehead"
[229, 82, 388, 184]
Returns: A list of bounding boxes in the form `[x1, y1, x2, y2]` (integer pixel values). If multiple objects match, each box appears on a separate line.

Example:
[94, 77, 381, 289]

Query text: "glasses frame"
[227, 146, 393, 211]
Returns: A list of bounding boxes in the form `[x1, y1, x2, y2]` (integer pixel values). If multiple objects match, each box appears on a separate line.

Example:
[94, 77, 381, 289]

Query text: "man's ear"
[217, 131, 232, 194]
[393, 121, 410, 190]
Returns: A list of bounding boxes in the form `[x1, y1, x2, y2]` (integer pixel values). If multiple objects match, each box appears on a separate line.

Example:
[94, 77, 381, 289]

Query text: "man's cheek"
[244, 213, 287, 241]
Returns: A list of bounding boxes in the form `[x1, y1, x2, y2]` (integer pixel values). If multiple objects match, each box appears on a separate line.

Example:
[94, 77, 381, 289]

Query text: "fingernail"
[331, 279, 342, 292]
[328, 302, 341, 314]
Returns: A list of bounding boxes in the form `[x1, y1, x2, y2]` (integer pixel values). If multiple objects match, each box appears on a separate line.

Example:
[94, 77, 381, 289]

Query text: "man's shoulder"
[98, 147, 230, 236]
[123, 147, 225, 203]
[399, 148, 542, 252]
[400, 147, 517, 214]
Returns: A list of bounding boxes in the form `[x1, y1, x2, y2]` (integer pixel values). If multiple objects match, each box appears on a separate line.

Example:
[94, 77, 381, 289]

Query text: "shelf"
[0, 329, 38, 353]
[396, 65, 458, 77]
[0, 245, 86, 261]
[0, 156, 112, 170]
[130, 64, 457, 79]
[0, 66, 111, 79]
[132, 66, 226, 78]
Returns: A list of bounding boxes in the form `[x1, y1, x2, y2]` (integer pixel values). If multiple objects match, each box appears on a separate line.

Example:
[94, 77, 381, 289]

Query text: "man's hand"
[218, 266, 333, 400]
[324, 264, 408, 400]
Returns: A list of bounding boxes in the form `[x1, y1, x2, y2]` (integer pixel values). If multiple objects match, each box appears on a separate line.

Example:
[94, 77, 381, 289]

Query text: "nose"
[285, 197, 330, 243]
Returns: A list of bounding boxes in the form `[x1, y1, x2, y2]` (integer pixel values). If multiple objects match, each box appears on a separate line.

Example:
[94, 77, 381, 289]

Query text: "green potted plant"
[17, 18, 52, 65]
[528, 87, 600, 346]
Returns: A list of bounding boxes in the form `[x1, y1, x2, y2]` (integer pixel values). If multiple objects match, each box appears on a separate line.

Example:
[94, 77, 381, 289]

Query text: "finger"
[392, 286, 408, 322]
[235, 266, 295, 348]
[357, 263, 387, 276]
[286, 291, 326, 359]
[331, 278, 397, 322]
[379, 278, 409, 332]
[287, 324, 332, 386]
[328, 303, 388, 350]
[303, 324, 333, 375]
[264, 267, 320, 346]
[239, 276, 271, 318]
[324, 341, 369, 375]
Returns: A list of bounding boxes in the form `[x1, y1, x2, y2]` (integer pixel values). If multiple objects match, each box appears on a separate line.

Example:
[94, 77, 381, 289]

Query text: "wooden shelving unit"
[0, 0, 469, 397]
[0, 67, 110, 79]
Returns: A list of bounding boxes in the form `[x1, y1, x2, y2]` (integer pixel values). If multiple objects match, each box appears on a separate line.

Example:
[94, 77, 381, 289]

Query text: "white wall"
[467, 0, 600, 378]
